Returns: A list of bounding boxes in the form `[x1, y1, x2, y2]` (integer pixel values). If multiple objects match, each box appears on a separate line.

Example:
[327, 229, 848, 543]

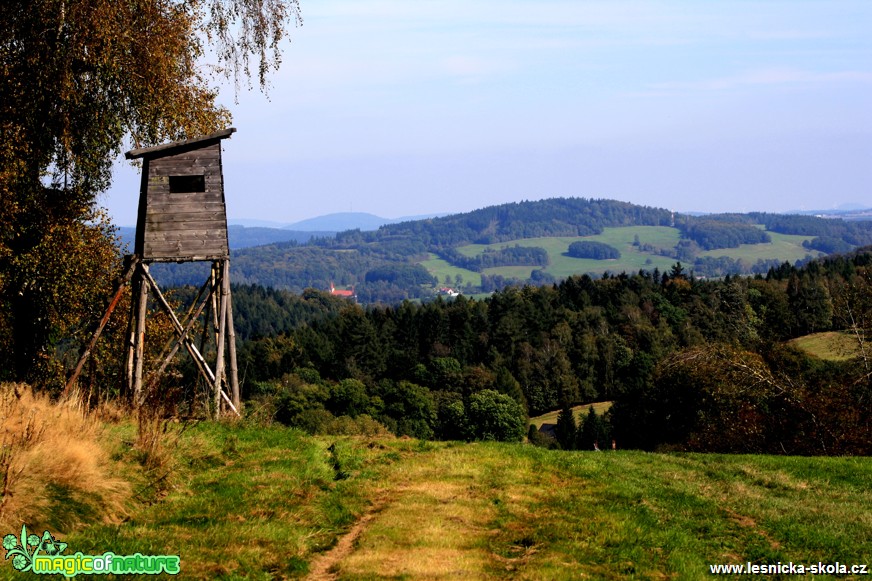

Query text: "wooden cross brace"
[64, 255, 240, 418]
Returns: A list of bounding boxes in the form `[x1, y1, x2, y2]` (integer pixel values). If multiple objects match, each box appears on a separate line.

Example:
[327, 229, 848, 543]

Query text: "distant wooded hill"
[145, 197, 872, 302]
[117, 225, 335, 253]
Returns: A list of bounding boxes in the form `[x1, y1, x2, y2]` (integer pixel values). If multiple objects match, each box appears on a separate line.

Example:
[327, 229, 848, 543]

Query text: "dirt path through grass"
[305, 490, 395, 580]
[308, 442, 545, 580]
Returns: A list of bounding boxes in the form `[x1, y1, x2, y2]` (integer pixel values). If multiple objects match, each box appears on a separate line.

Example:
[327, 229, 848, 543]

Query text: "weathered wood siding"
[137, 142, 230, 261]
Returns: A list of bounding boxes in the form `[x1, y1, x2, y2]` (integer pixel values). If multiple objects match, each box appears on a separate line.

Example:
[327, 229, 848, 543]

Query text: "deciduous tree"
[0, 0, 301, 385]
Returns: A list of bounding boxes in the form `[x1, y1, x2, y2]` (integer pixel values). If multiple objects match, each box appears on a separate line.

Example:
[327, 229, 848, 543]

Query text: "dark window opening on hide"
[169, 174, 206, 193]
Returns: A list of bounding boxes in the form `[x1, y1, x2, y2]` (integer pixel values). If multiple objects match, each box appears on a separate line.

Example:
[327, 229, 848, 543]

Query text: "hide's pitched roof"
[125, 128, 236, 160]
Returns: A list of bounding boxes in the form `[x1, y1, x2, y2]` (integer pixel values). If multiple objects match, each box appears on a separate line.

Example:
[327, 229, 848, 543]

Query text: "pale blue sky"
[104, 0, 872, 225]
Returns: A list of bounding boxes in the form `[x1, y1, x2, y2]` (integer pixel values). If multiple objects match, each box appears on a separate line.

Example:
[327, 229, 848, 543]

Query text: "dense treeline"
[803, 236, 853, 254]
[691, 256, 790, 278]
[566, 241, 621, 260]
[229, 286, 350, 341]
[678, 217, 771, 250]
[233, 249, 872, 454]
[437, 245, 549, 271]
[364, 264, 436, 286]
[152, 243, 435, 304]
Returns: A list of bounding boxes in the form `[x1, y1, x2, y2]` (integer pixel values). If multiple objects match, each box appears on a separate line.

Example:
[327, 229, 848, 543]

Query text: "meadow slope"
[51, 422, 872, 581]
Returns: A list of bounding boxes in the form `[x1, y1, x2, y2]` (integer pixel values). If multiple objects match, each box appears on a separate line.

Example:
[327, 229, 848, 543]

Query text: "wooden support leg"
[226, 270, 240, 410]
[63, 257, 137, 397]
[210, 261, 220, 346]
[124, 268, 140, 398]
[132, 274, 150, 406]
[213, 260, 230, 419]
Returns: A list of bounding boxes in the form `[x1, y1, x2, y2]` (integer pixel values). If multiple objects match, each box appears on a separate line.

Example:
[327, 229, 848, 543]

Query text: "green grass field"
[57, 422, 871, 580]
[789, 331, 865, 361]
[419, 253, 482, 287]
[528, 401, 613, 429]
[455, 226, 681, 280]
[422, 226, 821, 284]
[698, 231, 822, 263]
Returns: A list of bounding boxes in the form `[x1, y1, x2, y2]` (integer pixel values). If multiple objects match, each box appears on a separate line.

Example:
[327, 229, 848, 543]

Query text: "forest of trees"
[363, 198, 674, 247]
[751, 213, 872, 246]
[437, 245, 550, 271]
[677, 218, 771, 250]
[566, 241, 621, 260]
[220, 249, 872, 455]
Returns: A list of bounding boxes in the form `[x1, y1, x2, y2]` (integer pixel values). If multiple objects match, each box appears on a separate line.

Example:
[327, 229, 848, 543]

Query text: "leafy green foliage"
[610, 343, 871, 454]
[438, 245, 550, 271]
[566, 240, 621, 260]
[577, 406, 611, 451]
[678, 216, 771, 250]
[0, 207, 121, 387]
[364, 264, 436, 286]
[466, 389, 526, 442]
[804, 236, 853, 254]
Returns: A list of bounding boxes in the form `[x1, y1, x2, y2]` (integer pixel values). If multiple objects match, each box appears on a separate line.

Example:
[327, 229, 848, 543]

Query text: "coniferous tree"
[577, 406, 608, 451]
[555, 403, 577, 450]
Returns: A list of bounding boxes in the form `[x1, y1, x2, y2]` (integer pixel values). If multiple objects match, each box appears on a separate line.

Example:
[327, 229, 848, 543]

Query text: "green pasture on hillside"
[455, 226, 681, 280]
[698, 231, 822, 263]
[430, 226, 823, 282]
[62, 422, 872, 580]
[419, 253, 482, 287]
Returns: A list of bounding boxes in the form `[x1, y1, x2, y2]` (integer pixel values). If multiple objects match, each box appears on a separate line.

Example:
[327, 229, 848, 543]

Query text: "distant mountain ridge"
[284, 211, 448, 232]
[116, 225, 335, 252]
[116, 211, 450, 252]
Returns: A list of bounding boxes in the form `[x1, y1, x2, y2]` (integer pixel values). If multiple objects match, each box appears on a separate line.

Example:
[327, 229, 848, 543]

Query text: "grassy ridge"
[55, 423, 871, 580]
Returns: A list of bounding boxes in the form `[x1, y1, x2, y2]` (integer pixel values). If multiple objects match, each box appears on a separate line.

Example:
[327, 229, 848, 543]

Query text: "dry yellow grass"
[0, 384, 130, 534]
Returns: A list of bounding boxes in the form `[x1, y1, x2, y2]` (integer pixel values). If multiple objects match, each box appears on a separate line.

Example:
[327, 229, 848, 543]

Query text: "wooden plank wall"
[142, 143, 230, 261]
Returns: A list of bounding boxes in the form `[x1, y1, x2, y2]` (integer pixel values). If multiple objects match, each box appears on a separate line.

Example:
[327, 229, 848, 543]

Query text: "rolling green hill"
[147, 197, 872, 302]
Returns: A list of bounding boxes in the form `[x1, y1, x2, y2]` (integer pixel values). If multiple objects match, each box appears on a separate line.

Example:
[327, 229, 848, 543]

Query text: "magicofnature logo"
[3, 524, 180, 577]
